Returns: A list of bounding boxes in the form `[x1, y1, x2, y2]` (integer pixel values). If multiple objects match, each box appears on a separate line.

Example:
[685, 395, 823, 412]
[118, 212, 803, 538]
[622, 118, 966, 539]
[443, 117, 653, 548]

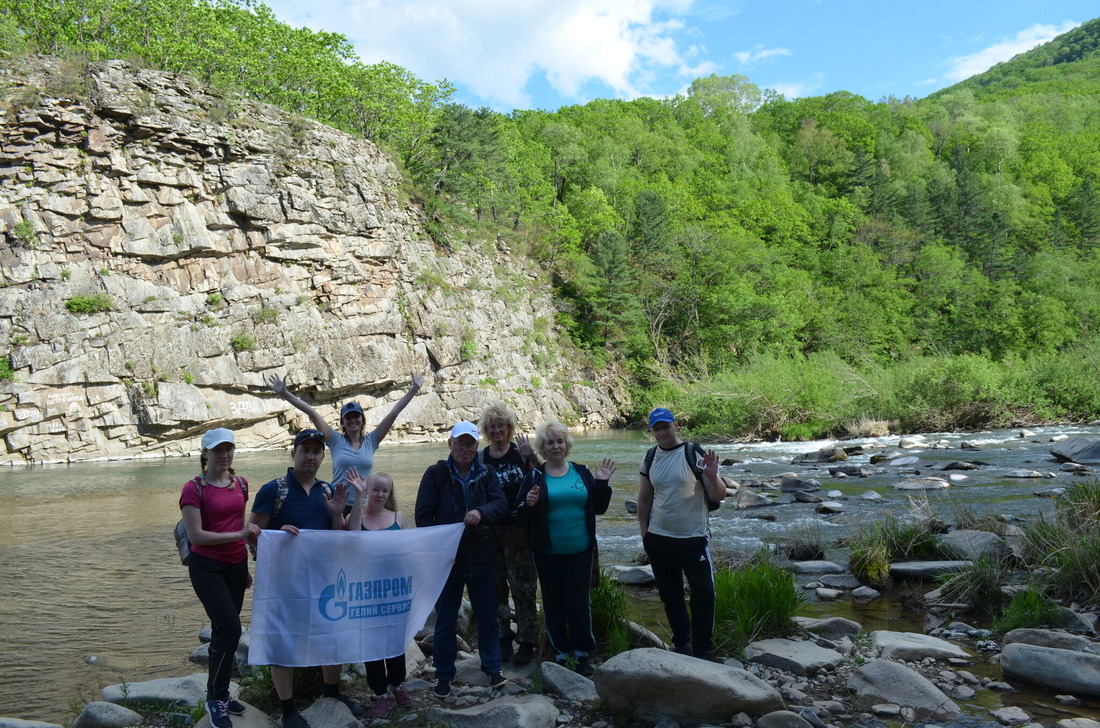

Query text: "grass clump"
[230, 334, 254, 351]
[65, 294, 113, 314]
[0, 357, 14, 382]
[779, 521, 825, 561]
[1019, 482, 1100, 606]
[936, 555, 1013, 615]
[254, 306, 279, 323]
[994, 587, 1067, 634]
[714, 553, 803, 656]
[590, 570, 632, 656]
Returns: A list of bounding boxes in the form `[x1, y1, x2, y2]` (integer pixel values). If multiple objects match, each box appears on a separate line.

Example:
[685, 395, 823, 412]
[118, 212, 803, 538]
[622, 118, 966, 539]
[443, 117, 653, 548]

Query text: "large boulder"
[594, 648, 784, 726]
[1051, 437, 1100, 464]
[846, 660, 961, 720]
[1002, 629, 1097, 653]
[1000, 643, 1100, 697]
[70, 702, 143, 728]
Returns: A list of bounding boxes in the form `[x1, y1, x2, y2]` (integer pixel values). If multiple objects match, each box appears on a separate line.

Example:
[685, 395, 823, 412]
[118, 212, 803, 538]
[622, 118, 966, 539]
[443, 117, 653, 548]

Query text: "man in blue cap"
[637, 408, 724, 660]
[415, 420, 509, 697]
[249, 429, 364, 728]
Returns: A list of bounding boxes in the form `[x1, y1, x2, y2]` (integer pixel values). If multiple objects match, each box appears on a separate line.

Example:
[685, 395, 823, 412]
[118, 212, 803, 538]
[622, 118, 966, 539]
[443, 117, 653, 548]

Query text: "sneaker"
[488, 672, 508, 689]
[513, 643, 535, 667]
[226, 699, 246, 716]
[205, 699, 232, 728]
[393, 683, 413, 708]
[575, 656, 594, 678]
[433, 678, 451, 698]
[371, 695, 389, 718]
[281, 711, 309, 728]
[333, 694, 366, 718]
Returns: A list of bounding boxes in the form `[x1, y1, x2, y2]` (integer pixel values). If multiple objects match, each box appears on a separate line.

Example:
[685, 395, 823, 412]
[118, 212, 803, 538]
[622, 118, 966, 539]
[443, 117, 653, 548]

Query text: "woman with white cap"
[179, 428, 261, 728]
[266, 373, 424, 510]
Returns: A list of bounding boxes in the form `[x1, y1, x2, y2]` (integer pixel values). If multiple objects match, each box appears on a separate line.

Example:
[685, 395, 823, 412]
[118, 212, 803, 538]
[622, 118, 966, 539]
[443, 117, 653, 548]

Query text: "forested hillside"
[3, 2, 1100, 438]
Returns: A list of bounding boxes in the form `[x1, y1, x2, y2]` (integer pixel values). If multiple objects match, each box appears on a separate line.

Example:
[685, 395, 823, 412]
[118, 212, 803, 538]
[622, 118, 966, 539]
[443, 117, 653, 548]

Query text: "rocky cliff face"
[0, 58, 626, 465]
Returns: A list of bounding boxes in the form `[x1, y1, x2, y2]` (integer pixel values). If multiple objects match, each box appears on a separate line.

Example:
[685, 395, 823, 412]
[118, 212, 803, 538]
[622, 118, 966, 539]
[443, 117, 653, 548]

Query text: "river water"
[1, 425, 1098, 723]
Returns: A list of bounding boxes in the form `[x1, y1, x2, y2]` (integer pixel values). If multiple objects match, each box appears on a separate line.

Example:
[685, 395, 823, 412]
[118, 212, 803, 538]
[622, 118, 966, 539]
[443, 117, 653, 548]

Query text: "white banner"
[249, 524, 464, 666]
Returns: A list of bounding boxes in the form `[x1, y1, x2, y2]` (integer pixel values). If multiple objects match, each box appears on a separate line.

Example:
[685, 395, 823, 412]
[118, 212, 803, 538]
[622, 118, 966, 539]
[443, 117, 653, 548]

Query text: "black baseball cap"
[293, 429, 326, 448]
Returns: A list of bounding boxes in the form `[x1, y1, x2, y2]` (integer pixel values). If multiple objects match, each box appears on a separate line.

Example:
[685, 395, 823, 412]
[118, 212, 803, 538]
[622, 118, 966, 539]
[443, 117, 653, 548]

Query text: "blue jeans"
[432, 568, 501, 681]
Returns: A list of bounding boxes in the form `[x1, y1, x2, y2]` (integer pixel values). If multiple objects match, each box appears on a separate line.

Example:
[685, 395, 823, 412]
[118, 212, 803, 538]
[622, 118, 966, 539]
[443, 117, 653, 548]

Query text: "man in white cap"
[415, 421, 509, 697]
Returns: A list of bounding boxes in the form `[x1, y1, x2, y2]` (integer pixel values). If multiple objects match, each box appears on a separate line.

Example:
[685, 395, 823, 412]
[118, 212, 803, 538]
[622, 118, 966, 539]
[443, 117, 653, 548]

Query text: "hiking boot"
[226, 699, 246, 716]
[433, 678, 451, 698]
[513, 643, 535, 667]
[393, 683, 413, 708]
[371, 695, 389, 718]
[281, 712, 309, 728]
[488, 672, 508, 689]
[575, 656, 594, 678]
[205, 699, 232, 728]
[334, 694, 366, 718]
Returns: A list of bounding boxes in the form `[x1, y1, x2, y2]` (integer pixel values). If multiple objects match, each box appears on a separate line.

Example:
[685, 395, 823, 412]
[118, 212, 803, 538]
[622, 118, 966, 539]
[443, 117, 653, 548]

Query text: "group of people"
[179, 373, 722, 728]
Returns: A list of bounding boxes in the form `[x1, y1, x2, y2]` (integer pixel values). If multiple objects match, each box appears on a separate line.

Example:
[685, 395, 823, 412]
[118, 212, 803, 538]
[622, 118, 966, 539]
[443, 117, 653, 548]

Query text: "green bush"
[254, 306, 279, 323]
[65, 294, 113, 314]
[231, 334, 254, 351]
[848, 527, 892, 590]
[0, 357, 14, 382]
[714, 555, 803, 656]
[936, 555, 1013, 615]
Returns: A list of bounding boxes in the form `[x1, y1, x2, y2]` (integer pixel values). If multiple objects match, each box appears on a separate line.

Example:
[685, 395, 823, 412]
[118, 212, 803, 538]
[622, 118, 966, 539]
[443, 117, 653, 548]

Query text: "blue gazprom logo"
[318, 568, 414, 622]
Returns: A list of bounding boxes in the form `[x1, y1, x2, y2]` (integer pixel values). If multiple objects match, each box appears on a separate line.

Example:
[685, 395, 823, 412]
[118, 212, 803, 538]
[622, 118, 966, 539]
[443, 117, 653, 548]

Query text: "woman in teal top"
[346, 470, 410, 716]
[518, 421, 615, 677]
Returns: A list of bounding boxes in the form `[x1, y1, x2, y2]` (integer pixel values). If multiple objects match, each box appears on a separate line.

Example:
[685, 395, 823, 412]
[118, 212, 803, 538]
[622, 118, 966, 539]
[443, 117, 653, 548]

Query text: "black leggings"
[533, 549, 596, 657]
[365, 655, 406, 695]
[188, 553, 248, 701]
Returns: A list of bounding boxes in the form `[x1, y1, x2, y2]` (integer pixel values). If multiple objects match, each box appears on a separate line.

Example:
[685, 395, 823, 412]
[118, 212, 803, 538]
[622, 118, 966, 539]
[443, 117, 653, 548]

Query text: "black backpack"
[643, 442, 722, 512]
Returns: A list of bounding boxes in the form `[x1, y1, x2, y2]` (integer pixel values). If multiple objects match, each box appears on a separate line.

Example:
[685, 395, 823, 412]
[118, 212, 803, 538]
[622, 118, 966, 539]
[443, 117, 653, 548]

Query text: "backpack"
[175, 475, 248, 565]
[643, 442, 722, 512]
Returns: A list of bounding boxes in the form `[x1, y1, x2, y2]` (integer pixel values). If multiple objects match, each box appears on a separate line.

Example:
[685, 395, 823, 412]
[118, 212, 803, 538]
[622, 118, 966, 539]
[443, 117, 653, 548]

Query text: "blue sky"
[261, 1, 1097, 112]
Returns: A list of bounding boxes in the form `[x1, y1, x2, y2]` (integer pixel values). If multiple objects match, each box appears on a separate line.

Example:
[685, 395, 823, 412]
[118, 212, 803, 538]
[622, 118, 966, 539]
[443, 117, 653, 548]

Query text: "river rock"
[744, 638, 845, 676]
[852, 586, 881, 600]
[781, 477, 821, 492]
[815, 501, 844, 514]
[537, 661, 599, 702]
[1006, 469, 1044, 478]
[788, 561, 846, 575]
[1000, 643, 1100, 697]
[898, 437, 925, 449]
[939, 530, 1007, 560]
[425, 694, 560, 728]
[1053, 439, 1100, 464]
[948, 473, 969, 482]
[793, 490, 823, 503]
[846, 660, 961, 720]
[819, 574, 862, 589]
[70, 702, 143, 728]
[889, 561, 971, 581]
[792, 448, 847, 464]
[594, 648, 784, 725]
[861, 490, 883, 500]
[870, 631, 971, 661]
[730, 489, 774, 508]
[815, 588, 844, 600]
[894, 477, 949, 490]
[991, 706, 1033, 725]
[756, 710, 815, 728]
[961, 441, 982, 450]
[796, 616, 862, 640]
[1002, 629, 1097, 652]
[0, 721, 63, 728]
[889, 456, 922, 466]
[1057, 720, 1100, 728]
[931, 461, 980, 471]
[608, 564, 655, 585]
[102, 673, 227, 707]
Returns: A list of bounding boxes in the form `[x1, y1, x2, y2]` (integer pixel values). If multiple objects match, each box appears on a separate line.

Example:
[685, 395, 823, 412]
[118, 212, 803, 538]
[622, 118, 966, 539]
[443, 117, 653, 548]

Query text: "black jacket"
[516, 462, 611, 553]
[415, 457, 507, 576]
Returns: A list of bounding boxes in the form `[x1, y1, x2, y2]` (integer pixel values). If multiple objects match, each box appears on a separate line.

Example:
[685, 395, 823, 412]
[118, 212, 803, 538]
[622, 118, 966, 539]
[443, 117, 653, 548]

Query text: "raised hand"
[515, 433, 534, 459]
[702, 449, 719, 476]
[345, 466, 367, 496]
[325, 482, 351, 515]
[267, 373, 288, 397]
[595, 458, 617, 481]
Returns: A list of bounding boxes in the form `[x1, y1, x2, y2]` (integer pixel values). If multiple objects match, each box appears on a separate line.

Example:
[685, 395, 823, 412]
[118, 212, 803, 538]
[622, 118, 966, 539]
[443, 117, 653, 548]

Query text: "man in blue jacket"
[415, 421, 509, 697]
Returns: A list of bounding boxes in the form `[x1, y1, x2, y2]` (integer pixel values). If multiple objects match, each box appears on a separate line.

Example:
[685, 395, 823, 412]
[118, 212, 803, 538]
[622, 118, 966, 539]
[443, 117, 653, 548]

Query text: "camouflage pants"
[493, 524, 539, 646]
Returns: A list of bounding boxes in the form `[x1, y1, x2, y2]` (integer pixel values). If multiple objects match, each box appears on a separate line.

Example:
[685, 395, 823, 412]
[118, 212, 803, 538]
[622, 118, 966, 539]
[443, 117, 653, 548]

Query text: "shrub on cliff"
[65, 294, 113, 314]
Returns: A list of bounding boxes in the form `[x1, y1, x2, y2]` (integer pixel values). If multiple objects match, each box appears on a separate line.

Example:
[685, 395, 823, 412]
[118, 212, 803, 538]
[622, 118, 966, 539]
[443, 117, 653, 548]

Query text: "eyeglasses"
[450, 440, 478, 451]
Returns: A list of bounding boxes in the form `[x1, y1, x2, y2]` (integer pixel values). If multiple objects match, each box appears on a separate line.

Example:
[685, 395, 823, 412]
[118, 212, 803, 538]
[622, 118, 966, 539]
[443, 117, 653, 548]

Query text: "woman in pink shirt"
[179, 428, 260, 728]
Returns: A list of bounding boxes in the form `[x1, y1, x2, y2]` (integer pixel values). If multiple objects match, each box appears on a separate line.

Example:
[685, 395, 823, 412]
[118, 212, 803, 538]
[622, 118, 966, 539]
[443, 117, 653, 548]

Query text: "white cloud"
[943, 21, 1080, 82]
[263, 0, 710, 109]
[769, 79, 820, 100]
[733, 44, 791, 65]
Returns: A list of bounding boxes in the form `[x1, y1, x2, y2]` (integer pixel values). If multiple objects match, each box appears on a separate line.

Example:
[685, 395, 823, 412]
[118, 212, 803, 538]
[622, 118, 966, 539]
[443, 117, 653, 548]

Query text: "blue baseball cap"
[340, 401, 364, 418]
[293, 429, 326, 448]
[648, 408, 675, 428]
